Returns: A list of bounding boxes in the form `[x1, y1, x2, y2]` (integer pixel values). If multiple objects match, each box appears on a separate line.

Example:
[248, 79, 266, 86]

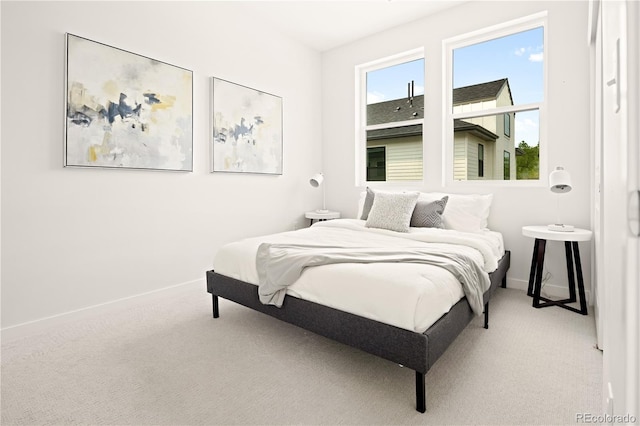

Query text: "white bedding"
[213, 219, 505, 333]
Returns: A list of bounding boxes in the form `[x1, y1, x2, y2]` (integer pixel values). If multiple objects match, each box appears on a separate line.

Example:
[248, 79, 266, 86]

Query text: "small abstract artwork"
[211, 78, 283, 174]
[64, 34, 193, 171]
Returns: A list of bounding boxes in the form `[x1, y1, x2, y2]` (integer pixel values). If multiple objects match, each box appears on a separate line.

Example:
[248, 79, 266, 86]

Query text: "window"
[504, 113, 511, 137]
[444, 12, 547, 185]
[356, 49, 424, 185]
[478, 144, 485, 177]
[504, 150, 511, 180]
[367, 147, 386, 181]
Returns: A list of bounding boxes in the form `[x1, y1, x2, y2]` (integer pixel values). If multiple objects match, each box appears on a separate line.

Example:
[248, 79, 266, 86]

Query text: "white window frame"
[442, 11, 548, 187]
[355, 47, 425, 187]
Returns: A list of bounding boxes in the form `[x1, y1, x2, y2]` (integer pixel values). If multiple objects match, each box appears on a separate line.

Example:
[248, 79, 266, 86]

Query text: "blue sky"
[367, 58, 425, 104]
[367, 27, 543, 146]
[453, 27, 544, 104]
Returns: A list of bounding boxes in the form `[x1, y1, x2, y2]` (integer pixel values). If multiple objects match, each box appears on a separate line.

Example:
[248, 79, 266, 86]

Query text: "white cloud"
[515, 116, 540, 146]
[529, 52, 544, 62]
[514, 47, 526, 56]
[367, 91, 386, 104]
[518, 118, 538, 128]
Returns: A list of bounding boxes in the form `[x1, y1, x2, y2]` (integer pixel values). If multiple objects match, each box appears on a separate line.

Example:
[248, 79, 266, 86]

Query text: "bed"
[206, 191, 510, 413]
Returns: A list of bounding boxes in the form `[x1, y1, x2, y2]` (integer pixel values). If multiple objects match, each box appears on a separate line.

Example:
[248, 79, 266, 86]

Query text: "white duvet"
[213, 219, 505, 333]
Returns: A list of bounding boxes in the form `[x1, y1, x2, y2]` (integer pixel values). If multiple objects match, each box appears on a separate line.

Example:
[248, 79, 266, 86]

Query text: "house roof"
[367, 124, 422, 141]
[366, 79, 510, 140]
[366, 120, 499, 142]
[366, 95, 424, 126]
[453, 78, 512, 105]
[454, 120, 498, 141]
[367, 78, 512, 127]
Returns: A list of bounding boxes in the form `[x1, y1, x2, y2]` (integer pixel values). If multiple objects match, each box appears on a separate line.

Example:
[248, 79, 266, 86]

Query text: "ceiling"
[238, 1, 466, 52]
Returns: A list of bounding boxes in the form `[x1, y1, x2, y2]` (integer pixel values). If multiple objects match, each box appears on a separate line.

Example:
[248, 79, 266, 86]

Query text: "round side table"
[305, 211, 340, 226]
[522, 225, 593, 315]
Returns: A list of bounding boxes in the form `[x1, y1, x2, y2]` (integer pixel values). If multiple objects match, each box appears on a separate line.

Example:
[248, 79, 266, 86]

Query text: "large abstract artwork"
[211, 78, 282, 174]
[64, 34, 193, 171]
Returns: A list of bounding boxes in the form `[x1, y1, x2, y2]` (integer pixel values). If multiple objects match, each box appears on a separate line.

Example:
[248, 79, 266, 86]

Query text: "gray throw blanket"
[256, 244, 490, 316]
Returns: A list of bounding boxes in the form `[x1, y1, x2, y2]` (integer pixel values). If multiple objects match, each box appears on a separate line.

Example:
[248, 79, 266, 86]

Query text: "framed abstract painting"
[64, 33, 193, 171]
[211, 78, 283, 174]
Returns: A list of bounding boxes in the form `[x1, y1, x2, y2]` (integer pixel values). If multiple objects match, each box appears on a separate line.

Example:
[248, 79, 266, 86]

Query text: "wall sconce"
[548, 166, 574, 232]
[309, 173, 328, 213]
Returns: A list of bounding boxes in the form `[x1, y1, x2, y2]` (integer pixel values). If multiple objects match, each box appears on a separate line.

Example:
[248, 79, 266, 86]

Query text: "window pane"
[504, 113, 511, 137]
[452, 27, 543, 113]
[453, 111, 538, 180]
[365, 57, 424, 181]
[504, 151, 511, 180]
[366, 147, 386, 181]
[366, 128, 422, 181]
[367, 59, 424, 106]
[515, 110, 539, 180]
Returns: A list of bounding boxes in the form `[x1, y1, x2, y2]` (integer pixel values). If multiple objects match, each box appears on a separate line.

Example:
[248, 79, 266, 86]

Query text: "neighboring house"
[366, 95, 424, 181]
[366, 78, 515, 181]
[452, 78, 515, 180]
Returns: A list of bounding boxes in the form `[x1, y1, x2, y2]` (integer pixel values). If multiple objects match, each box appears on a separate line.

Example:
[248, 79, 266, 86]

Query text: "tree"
[516, 141, 539, 179]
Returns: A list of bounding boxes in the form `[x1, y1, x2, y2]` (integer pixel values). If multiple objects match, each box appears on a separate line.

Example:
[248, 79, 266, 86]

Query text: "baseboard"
[507, 277, 592, 305]
[1, 278, 205, 343]
[3, 277, 590, 343]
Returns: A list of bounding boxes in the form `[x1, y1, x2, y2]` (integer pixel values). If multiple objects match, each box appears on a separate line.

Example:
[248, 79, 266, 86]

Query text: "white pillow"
[365, 191, 420, 233]
[418, 192, 493, 232]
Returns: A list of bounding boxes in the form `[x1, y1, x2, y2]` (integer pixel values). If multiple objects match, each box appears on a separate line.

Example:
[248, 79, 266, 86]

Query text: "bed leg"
[212, 295, 219, 319]
[484, 302, 489, 329]
[415, 371, 426, 413]
[501, 275, 507, 288]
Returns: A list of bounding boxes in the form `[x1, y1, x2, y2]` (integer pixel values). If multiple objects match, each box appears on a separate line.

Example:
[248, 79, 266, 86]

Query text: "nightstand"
[522, 225, 593, 315]
[305, 211, 340, 226]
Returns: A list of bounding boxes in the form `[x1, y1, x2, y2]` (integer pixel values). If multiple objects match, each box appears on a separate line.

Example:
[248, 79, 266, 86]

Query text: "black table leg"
[565, 241, 577, 303]
[532, 238, 546, 308]
[528, 238, 540, 296]
[529, 238, 588, 315]
[573, 242, 588, 315]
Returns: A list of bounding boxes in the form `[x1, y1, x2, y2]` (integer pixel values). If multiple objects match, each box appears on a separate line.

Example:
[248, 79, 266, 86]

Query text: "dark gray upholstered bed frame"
[206, 250, 510, 413]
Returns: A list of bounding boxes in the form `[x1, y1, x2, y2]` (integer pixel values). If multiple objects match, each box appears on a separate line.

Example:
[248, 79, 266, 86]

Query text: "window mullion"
[451, 103, 541, 120]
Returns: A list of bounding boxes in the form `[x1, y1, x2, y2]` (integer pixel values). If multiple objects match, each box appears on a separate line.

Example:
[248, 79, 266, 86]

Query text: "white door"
[624, 0, 639, 414]
[601, 0, 639, 417]
[590, 0, 605, 351]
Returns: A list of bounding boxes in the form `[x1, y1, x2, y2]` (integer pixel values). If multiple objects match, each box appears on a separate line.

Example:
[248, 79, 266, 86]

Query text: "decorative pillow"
[410, 196, 448, 228]
[359, 187, 375, 220]
[365, 191, 420, 233]
[418, 192, 493, 232]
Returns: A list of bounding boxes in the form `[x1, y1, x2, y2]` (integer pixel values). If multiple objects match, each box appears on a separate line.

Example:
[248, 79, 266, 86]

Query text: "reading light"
[548, 166, 574, 232]
[309, 173, 328, 213]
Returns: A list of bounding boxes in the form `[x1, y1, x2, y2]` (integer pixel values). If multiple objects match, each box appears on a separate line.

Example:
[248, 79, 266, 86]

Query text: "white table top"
[522, 225, 593, 242]
[305, 211, 341, 220]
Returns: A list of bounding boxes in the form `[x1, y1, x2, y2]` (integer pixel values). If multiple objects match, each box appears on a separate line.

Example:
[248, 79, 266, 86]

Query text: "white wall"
[1, 1, 323, 328]
[1, 0, 593, 329]
[321, 1, 592, 297]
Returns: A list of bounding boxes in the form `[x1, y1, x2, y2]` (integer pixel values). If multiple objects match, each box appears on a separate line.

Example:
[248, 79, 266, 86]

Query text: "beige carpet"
[1, 284, 602, 425]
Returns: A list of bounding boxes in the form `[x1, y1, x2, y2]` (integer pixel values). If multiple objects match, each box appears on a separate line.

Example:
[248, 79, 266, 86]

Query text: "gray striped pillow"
[410, 196, 449, 228]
